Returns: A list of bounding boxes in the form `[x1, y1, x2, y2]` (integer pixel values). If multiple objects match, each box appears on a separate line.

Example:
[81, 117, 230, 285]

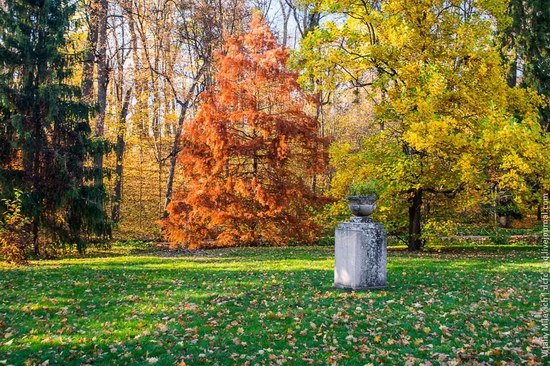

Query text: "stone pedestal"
[334, 217, 387, 290]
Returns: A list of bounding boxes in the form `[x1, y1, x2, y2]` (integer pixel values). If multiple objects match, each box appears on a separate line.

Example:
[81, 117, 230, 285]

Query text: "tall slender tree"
[0, 0, 110, 255]
[93, 0, 109, 197]
[164, 13, 328, 248]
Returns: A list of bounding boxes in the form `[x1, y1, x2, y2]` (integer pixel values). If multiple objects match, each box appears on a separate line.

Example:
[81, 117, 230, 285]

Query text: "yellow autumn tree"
[296, 0, 549, 249]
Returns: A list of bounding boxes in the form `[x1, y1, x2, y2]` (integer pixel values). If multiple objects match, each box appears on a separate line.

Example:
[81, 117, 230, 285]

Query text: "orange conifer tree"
[163, 13, 328, 249]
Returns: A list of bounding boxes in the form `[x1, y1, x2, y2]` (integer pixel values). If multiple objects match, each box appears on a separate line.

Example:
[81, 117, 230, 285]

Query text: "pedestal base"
[334, 221, 387, 290]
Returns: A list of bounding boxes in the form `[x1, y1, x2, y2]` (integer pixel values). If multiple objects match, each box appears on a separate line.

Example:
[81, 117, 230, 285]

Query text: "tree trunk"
[32, 218, 39, 257]
[81, 1, 99, 102]
[279, 0, 290, 47]
[408, 189, 423, 250]
[111, 88, 132, 223]
[163, 66, 207, 215]
[31, 101, 42, 257]
[163, 102, 189, 216]
[507, 57, 517, 87]
[93, 0, 109, 193]
[498, 215, 511, 228]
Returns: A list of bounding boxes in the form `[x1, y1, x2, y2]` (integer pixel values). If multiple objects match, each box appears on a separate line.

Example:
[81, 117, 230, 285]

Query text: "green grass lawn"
[0, 246, 545, 365]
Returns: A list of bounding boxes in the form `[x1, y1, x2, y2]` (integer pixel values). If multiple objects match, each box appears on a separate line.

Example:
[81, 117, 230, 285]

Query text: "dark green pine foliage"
[0, 0, 111, 255]
[502, 0, 549, 130]
[501, 0, 549, 221]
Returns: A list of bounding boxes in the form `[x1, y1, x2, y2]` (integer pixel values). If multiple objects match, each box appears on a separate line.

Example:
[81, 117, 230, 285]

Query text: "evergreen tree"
[0, 0, 110, 257]
[502, 0, 549, 130]
[500, 0, 549, 220]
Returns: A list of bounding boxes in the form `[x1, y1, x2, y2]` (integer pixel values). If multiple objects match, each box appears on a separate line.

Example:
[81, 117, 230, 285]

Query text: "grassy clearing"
[0, 246, 545, 365]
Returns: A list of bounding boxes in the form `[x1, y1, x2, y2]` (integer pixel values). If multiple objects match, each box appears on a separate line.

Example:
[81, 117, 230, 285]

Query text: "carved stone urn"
[347, 194, 378, 221]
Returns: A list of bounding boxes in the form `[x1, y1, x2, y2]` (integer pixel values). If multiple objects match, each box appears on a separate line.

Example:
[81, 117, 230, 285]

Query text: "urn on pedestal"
[334, 187, 387, 290]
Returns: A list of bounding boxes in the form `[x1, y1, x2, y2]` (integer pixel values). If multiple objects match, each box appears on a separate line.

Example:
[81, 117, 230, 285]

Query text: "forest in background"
[0, 0, 548, 261]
